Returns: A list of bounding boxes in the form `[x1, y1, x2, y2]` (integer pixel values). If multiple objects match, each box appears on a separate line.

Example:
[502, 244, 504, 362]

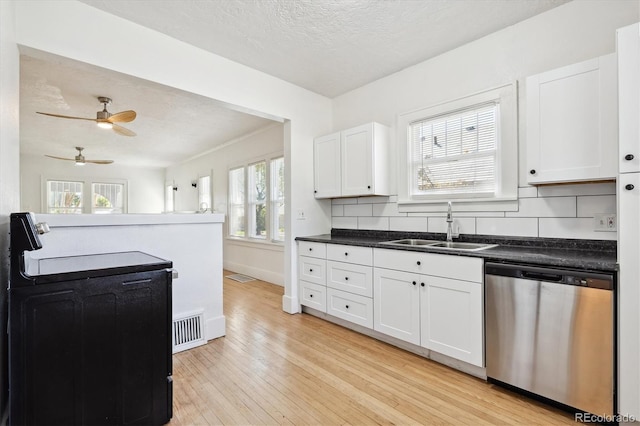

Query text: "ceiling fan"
[45, 147, 114, 165]
[37, 96, 137, 137]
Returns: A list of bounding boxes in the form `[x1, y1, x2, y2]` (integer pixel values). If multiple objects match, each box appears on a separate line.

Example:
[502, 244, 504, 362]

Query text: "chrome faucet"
[446, 201, 454, 242]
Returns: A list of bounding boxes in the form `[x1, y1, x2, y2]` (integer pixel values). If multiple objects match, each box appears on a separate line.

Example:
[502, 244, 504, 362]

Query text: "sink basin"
[429, 242, 498, 251]
[381, 239, 441, 246]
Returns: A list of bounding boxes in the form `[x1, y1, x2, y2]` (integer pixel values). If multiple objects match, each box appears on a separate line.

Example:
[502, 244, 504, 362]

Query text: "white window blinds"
[409, 103, 498, 198]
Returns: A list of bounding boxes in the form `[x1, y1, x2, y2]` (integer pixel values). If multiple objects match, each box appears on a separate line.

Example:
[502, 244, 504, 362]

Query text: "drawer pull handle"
[412, 281, 417, 286]
[345, 305, 350, 309]
[421, 283, 425, 287]
[417, 261, 421, 266]
[345, 252, 348, 256]
[626, 184, 635, 191]
[530, 169, 536, 175]
[345, 277, 349, 281]
[625, 154, 635, 161]
[309, 248, 313, 251]
[309, 269, 313, 272]
[310, 294, 314, 298]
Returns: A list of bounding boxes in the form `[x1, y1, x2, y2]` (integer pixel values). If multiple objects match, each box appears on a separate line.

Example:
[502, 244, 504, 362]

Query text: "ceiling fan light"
[97, 121, 113, 129]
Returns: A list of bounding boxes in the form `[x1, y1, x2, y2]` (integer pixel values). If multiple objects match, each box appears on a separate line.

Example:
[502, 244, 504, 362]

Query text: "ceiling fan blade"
[44, 154, 75, 161]
[107, 110, 136, 123]
[86, 160, 114, 165]
[37, 112, 96, 121]
[112, 123, 136, 137]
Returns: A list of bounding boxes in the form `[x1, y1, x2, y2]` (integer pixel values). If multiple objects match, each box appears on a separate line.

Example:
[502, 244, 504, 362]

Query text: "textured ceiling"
[79, 0, 570, 97]
[21, 0, 570, 168]
[20, 54, 276, 168]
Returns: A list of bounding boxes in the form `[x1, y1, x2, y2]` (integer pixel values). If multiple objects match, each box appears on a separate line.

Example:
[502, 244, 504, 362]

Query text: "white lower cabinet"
[373, 248, 484, 368]
[327, 288, 373, 328]
[299, 242, 484, 369]
[299, 281, 327, 312]
[373, 268, 421, 345]
[420, 275, 483, 367]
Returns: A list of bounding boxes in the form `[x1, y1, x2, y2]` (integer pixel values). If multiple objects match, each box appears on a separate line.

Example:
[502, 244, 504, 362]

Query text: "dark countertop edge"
[295, 230, 618, 273]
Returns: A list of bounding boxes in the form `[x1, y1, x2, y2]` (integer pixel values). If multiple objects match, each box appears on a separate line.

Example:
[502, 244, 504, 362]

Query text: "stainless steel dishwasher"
[485, 262, 615, 416]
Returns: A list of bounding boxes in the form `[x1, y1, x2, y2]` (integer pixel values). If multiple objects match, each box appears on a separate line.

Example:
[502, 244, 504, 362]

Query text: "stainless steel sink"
[380, 239, 441, 246]
[428, 242, 498, 251]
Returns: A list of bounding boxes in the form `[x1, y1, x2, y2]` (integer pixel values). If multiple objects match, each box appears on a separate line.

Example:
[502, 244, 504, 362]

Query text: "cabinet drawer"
[298, 256, 326, 285]
[326, 261, 373, 297]
[326, 288, 373, 329]
[299, 281, 326, 312]
[327, 244, 372, 265]
[373, 248, 482, 283]
[298, 241, 326, 259]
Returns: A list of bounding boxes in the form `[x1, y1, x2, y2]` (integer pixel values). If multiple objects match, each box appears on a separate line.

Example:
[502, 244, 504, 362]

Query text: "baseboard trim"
[282, 295, 299, 314]
[224, 260, 283, 286]
[205, 315, 226, 341]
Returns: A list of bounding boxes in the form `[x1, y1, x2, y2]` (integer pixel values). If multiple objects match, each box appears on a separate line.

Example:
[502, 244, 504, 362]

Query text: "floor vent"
[225, 274, 256, 283]
[172, 311, 206, 353]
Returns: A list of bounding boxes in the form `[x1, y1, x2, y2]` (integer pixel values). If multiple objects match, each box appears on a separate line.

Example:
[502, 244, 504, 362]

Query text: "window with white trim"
[398, 84, 518, 209]
[197, 175, 211, 211]
[410, 103, 498, 198]
[228, 155, 285, 243]
[46, 179, 127, 214]
[165, 183, 175, 212]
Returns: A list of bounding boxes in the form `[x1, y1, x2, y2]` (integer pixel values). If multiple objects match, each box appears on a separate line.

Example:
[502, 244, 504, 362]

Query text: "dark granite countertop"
[296, 229, 617, 272]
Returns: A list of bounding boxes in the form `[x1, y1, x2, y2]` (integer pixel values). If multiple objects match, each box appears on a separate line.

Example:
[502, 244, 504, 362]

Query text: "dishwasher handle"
[521, 270, 563, 282]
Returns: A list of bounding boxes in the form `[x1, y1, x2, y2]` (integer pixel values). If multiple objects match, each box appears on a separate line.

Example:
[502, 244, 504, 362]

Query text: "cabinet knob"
[309, 269, 313, 272]
[367, 185, 371, 189]
[310, 294, 314, 298]
[625, 154, 635, 161]
[416, 261, 421, 266]
[421, 283, 425, 287]
[626, 184, 635, 191]
[344, 252, 348, 256]
[345, 305, 350, 309]
[412, 281, 417, 286]
[529, 169, 536, 175]
[309, 248, 312, 251]
[345, 277, 349, 281]
[314, 190, 317, 193]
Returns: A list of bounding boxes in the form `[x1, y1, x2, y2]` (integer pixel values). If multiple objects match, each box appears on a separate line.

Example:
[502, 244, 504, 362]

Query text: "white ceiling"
[20, 0, 570, 168]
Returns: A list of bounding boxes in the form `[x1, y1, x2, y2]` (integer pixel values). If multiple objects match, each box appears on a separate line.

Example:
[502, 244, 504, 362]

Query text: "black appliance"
[8, 212, 173, 425]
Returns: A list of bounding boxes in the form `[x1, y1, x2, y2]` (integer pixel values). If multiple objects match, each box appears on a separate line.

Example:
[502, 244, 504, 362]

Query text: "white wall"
[331, 0, 639, 241]
[166, 123, 286, 285]
[9, 0, 334, 315]
[21, 153, 165, 213]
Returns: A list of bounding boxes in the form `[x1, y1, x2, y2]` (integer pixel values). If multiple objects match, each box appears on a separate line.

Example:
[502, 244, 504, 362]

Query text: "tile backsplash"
[331, 182, 617, 241]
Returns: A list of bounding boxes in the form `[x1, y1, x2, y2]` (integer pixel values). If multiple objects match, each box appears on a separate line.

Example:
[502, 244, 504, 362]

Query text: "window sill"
[397, 197, 518, 213]
[225, 237, 285, 252]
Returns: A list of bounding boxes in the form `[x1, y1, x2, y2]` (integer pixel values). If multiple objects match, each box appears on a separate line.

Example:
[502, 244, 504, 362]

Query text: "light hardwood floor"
[171, 272, 575, 425]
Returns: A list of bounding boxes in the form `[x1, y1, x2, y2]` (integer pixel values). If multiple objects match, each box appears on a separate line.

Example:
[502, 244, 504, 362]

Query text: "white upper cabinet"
[314, 122, 391, 198]
[526, 53, 618, 184]
[313, 132, 341, 198]
[618, 23, 640, 174]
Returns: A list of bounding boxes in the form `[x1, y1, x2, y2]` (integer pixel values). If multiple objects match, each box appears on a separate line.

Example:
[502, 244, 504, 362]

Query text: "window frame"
[397, 83, 518, 212]
[227, 153, 284, 244]
[44, 177, 128, 214]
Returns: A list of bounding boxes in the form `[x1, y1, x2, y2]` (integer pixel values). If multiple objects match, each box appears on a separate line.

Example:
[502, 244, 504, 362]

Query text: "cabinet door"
[420, 275, 483, 367]
[314, 132, 341, 198]
[618, 23, 640, 174]
[618, 172, 640, 418]
[341, 123, 374, 196]
[9, 270, 171, 426]
[527, 54, 617, 184]
[373, 268, 420, 345]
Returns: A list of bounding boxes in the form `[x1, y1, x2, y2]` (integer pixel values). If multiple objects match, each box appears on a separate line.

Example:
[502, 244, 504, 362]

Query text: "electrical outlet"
[594, 213, 616, 232]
